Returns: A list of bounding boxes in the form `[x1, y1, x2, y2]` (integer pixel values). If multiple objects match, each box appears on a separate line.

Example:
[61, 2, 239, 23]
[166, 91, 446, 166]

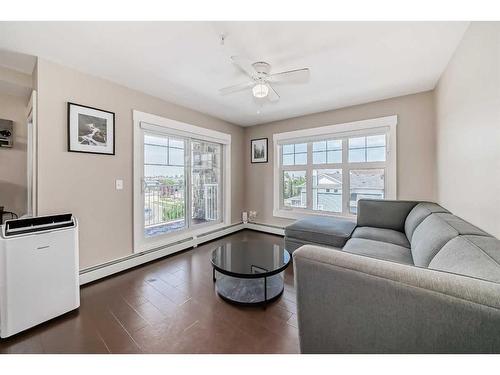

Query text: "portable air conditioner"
[0, 214, 80, 338]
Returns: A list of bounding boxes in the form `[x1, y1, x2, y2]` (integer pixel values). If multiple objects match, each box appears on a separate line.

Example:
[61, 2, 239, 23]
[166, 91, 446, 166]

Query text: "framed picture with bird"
[67, 102, 115, 155]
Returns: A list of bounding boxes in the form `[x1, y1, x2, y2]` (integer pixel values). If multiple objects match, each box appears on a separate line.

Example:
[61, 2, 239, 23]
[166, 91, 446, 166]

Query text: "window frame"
[133, 110, 231, 253]
[273, 115, 397, 220]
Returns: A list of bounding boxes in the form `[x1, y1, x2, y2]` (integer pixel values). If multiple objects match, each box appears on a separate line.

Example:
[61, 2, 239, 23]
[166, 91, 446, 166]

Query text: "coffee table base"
[213, 271, 285, 306]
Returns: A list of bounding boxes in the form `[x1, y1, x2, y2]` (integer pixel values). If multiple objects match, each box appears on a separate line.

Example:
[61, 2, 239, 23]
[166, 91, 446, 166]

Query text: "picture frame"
[67, 102, 115, 155]
[250, 138, 268, 163]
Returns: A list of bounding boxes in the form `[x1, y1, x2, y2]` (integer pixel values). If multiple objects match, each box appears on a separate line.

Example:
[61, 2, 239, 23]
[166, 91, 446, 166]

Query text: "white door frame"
[26, 90, 38, 217]
[132, 110, 231, 253]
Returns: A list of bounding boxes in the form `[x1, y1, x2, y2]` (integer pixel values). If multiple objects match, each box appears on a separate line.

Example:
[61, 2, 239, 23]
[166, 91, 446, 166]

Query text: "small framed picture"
[251, 138, 268, 163]
[67, 102, 115, 155]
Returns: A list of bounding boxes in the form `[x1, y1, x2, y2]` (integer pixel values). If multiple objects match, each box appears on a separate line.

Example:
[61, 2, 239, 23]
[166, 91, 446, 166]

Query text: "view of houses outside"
[349, 169, 385, 213]
[283, 169, 384, 214]
[313, 169, 343, 213]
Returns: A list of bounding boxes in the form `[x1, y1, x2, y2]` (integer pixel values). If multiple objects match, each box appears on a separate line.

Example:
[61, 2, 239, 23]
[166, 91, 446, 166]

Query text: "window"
[143, 134, 187, 236]
[282, 143, 307, 165]
[313, 140, 342, 164]
[273, 116, 396, 218]
[283, 170, 307, 208]
[348, 135, 386, 162]
[313, 169, 342, 213]
[349, 169, 385, 214]
[134, 110, 231, 253]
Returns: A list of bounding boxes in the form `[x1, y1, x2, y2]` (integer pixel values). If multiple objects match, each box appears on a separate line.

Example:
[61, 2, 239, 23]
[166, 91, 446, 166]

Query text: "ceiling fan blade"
[267, 84, 280, 102]
[231, 56, 257, 78]
[219, 81, 254, 95]
[266, 68, 310, 83]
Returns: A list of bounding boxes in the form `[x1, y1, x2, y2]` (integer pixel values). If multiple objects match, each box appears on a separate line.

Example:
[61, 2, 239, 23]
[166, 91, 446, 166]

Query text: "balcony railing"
[144, 181, 185, 228]
[143, 178, 219, 233]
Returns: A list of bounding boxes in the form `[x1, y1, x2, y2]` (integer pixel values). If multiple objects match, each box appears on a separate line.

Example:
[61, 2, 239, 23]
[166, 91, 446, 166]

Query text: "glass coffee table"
[211, 240, 291, 306]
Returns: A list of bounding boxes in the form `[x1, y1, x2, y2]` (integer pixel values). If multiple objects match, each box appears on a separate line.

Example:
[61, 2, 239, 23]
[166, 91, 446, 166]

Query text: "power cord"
[0, 210, 18, 225]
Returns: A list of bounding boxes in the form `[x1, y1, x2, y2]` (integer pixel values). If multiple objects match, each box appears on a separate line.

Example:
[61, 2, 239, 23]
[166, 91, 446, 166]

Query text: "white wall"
[435, 22, 500, 238]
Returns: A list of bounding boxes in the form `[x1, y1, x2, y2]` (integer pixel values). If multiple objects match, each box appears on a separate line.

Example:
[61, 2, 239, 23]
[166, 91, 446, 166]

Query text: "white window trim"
[273, 115, 397, 220]
[133, 110, 231, 253]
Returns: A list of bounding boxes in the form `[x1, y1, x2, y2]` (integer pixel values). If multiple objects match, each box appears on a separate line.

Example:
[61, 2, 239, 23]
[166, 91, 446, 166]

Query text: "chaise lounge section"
[290, 199, 500, 353]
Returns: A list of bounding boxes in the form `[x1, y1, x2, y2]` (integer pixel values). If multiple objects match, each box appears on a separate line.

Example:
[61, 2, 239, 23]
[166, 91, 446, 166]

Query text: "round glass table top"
[211, 240, 291, 278]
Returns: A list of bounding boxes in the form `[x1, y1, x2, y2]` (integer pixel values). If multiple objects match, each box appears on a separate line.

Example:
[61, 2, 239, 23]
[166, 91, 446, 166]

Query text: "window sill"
[273, 208, 356, 221]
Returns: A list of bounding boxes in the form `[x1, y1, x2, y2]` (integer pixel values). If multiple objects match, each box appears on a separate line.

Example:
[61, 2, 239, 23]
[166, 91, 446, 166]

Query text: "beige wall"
[0, 92, 27, 216]
[36, 59, 244, 269]
[435, 22, 500, 238]
[244, 91, 436, 227]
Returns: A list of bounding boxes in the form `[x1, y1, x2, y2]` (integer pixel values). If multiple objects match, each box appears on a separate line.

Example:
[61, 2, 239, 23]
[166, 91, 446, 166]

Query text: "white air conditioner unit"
[0, 214, 80, 338]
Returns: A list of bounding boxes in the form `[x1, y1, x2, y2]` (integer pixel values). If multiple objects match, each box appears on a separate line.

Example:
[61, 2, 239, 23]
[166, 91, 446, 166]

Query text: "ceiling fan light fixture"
[252, 83, 269, 98]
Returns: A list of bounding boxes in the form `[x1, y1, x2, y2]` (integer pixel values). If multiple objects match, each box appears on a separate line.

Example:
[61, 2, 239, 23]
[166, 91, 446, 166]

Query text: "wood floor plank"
[81, 303, 142, 354]
[106, 296, 151, 333]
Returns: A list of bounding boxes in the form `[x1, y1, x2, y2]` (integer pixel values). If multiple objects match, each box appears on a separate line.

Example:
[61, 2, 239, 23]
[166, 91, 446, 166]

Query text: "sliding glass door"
[141, 131, 222, 239]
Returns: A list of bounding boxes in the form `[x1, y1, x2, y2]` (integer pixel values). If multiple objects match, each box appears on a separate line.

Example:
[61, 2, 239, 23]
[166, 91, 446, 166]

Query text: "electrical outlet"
[115, 179, 123, 190]
[249, 211, 257, 222]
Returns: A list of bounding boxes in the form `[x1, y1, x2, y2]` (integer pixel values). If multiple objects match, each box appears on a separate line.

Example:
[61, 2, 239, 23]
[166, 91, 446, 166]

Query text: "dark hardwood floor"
[0, 230, 299, 354]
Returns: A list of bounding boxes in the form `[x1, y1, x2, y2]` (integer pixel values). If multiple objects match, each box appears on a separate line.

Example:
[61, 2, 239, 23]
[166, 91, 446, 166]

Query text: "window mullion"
[279, 146, 283, 210]
[306, 143, 313, 210]
[185, 138, 192, 229]
[342, 138, 349, 215]
[315, 162, 343, 169]
[282, 165, 307, 172]
[348, 161, 386, 169]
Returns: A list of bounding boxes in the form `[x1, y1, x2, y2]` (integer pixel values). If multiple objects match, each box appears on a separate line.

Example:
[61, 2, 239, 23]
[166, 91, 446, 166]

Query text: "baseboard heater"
[79, 222, 245, 285]
[81, 236, 193, 274]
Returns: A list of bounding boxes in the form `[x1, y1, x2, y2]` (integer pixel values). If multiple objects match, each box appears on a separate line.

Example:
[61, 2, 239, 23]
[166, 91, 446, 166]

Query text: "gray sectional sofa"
[288, 199, 500, 353]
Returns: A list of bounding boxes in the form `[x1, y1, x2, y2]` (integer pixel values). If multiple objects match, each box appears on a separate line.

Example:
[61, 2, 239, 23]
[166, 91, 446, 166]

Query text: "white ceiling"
[0, 22, 468, 126]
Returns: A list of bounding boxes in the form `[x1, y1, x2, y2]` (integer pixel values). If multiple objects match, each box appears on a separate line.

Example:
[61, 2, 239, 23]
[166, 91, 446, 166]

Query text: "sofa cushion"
[404, 202, 449, 241]
[357, 200, 418, 232]
[285, 216, 356, 248]
[410, 212, 490, 268]
[429, 235, 500, 283]
[352, 227, 410, 248]
[434, 213, 489, 236]
[410, 214, 459, 267]
[343, 238, 414, 265]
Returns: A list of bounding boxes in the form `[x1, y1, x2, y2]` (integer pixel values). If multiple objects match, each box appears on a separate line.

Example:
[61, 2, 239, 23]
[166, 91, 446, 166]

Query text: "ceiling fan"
[219, 56, 310, 102]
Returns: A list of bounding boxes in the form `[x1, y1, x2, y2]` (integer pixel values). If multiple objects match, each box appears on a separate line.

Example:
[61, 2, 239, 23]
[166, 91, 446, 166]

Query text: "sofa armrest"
[293, 245, 500, 353]
[357, 199, 419, 231]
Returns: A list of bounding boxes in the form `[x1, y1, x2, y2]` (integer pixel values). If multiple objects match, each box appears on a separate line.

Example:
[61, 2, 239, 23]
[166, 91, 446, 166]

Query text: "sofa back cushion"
[429, 235, 500, 283]
[404, 202, 449, 241]
[357, 200, 418, 232]
[410, 214, 458, 267]
[434, 213, 489, 236]
[411, 212, 490, 267]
